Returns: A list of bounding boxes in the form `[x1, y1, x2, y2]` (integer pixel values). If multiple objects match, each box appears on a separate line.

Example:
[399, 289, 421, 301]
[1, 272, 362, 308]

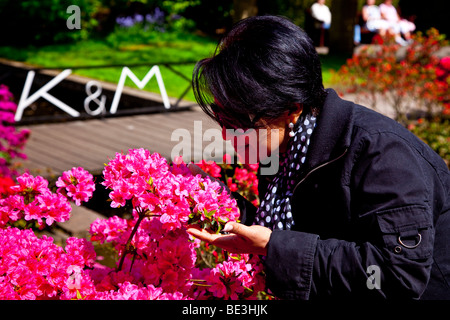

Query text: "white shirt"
[311, 3, 332, 25]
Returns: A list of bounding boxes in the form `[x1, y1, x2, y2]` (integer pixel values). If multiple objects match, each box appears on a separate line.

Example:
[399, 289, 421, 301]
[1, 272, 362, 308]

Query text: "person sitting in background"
[355, 0, 391, 45]
[310, 0, 332, 30]
[362, 0, 390, 37]
[310, 0, 332, 47]
[380, 0, 415, 45]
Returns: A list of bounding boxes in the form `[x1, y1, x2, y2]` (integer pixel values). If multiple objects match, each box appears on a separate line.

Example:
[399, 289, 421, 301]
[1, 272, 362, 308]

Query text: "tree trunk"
[329, 0, 358, 54]
[232, 0, 258, 23]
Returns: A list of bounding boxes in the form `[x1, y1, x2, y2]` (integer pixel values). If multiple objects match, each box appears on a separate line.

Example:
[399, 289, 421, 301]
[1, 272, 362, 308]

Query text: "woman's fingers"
[187, 222, 272, 256]
[186, 225, 219, 243]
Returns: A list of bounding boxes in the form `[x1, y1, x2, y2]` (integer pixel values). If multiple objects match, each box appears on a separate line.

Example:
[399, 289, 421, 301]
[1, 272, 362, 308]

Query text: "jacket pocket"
[376, 205, 434, 261]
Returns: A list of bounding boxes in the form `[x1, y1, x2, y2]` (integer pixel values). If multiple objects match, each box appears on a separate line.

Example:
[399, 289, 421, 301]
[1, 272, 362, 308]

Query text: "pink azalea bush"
[56, 167, 96, 206]
[0, 149, 266, 300]
[0, 228, 96, 300]
[196, 155, 260, 207]
[101, 149, 240, 232]
[0, 172, 72, 227]
[0, 85, 30, 178]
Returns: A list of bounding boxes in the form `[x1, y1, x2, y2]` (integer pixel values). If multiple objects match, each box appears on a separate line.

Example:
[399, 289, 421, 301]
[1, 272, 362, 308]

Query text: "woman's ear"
[287, 103, 304, 124]
[294, 103, 304, 115]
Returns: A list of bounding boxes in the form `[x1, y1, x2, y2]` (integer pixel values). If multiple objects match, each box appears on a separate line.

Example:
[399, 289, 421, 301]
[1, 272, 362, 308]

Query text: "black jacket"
[237, 89, 450, 299]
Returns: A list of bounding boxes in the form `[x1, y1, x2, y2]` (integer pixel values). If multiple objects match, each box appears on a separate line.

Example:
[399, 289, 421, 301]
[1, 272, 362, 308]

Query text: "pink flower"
[10, 172, 48, 195]
[0, 86, 30, 178]
[0, 173, 73, 226]
[440, 56, 450, 71]
[196, 159, 222, 178]
[56, 167, 95, 206]
[227, 177, 238, 192]
[64, 237, 96, 268]
[35, 192, 72, 225]
[0, 227, 98, 300]
[0, 176, 15, 198]
[0, 149, 265, 300]
[89, 216, 129, 244]
[223, 154, 232, 164]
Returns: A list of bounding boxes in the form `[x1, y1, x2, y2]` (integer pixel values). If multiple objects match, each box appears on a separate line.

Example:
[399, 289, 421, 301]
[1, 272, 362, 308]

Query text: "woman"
[311, 0, 332, 29]
[380, 0, 415, 45]
[187, 15, 450, 299]
[362, 0, 390, 37]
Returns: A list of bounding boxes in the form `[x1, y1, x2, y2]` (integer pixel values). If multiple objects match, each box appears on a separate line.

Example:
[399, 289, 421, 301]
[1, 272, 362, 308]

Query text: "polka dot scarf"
[253, 113, 317, 230]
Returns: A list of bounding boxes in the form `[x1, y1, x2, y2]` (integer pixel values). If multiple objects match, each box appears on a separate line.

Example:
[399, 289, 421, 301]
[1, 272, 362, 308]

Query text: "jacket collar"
[301, 88, 355, 174]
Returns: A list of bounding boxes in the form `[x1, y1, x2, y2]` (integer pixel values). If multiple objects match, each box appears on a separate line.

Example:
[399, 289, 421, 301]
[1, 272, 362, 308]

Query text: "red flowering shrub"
[332, 28, 449, 123]
[0, 176, 14, 198]
[196, 155, 259, 207]
[435, 56, 450, 115]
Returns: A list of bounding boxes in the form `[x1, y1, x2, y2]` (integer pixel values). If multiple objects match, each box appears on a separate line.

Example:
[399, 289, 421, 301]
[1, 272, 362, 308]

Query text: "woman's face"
[222, 118, 285, 163]
[221, 109, 301, 166]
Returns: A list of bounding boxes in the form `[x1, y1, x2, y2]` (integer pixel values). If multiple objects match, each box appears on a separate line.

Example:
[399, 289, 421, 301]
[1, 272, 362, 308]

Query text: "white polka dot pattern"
[253, 113, 317, 230]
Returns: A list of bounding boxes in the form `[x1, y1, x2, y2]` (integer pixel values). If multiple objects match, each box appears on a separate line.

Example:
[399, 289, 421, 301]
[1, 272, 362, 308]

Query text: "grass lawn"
[0, 30, 347, 102]
[319, 53, 350, 86]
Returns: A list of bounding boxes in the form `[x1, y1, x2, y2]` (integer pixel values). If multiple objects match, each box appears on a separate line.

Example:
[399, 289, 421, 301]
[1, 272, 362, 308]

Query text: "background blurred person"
[380, 0, 416, 45]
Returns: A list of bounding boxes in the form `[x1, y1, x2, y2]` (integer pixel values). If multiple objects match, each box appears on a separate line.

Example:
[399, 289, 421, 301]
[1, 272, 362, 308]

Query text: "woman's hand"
[186, 222, 272, 256]
[187, 163, 272, 255]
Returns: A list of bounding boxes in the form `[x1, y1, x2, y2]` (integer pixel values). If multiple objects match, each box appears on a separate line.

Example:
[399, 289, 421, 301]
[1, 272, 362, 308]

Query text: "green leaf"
[203, 208, 216, 219]
[0, 151, 11, 163]
[217, 217, 228, 225]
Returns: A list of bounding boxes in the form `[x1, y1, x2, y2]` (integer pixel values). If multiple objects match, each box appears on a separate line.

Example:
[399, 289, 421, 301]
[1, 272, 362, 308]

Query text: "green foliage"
[259, 0, 317, 28]
[0, 30, 217, 102]
[180, 0, 233, 35]
[319, 53, 350, 84]
[0, 0, 102, 45]
[160, 0, 201, 15]
[0, 23, 342, 102]
[408, 118, 450, 168]
[0, 0, 235, 46]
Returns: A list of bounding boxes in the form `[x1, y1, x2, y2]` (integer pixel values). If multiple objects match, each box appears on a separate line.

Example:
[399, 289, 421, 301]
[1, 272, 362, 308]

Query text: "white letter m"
[110, 66, 171, 114]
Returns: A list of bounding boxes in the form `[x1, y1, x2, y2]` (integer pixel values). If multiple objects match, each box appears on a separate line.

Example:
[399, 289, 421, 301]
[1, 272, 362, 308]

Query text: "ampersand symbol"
[84, 81, 106, 116]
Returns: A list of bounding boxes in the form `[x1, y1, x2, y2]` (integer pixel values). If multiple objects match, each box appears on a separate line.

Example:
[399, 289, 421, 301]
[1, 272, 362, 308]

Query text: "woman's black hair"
[192, 15, 327, 129]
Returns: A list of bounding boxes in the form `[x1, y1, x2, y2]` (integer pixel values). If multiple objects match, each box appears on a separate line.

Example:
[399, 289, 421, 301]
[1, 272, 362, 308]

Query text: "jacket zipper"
[293, 148, 349, 195]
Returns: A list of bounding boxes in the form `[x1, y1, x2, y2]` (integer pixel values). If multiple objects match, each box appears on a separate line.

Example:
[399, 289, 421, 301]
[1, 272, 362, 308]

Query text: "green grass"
[0, 30, 347, 102]
[319, 53, 350, 85]
[0, 31, 218, 102]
